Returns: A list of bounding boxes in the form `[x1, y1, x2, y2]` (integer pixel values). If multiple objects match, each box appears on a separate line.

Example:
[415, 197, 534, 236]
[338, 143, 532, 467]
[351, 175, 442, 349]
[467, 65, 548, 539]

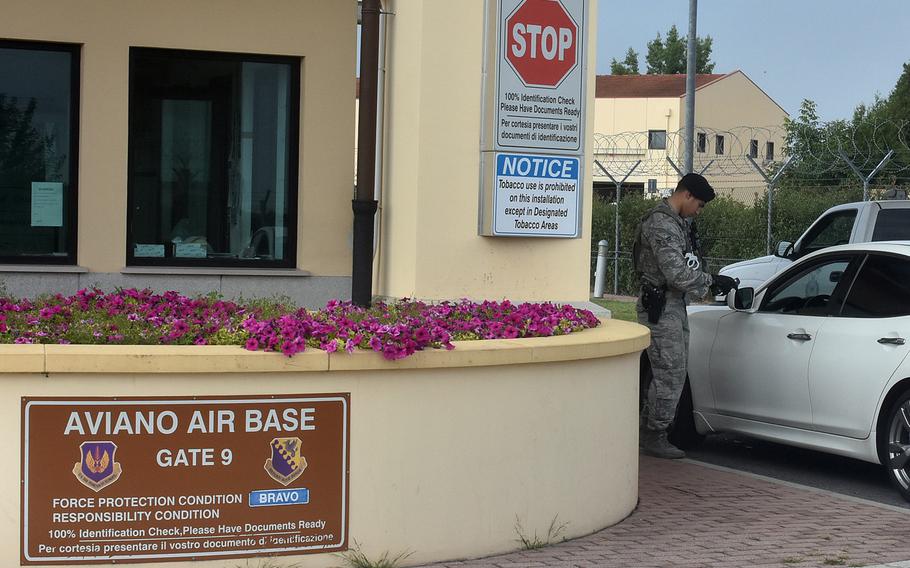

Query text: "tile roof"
[595, 73, 727, 98]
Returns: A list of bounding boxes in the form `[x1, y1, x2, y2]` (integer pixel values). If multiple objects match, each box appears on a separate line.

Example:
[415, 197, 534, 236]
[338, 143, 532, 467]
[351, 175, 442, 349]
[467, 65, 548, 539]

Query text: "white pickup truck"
[718, 199, 910, 289]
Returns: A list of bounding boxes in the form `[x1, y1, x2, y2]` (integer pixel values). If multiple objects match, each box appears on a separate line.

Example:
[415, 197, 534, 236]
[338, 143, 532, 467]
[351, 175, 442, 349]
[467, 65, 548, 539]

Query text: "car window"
[761, 258, 851, 316]
[872, 209, 910, 241]
[798, 210, 857, 255]
[840, 254, 910, 318]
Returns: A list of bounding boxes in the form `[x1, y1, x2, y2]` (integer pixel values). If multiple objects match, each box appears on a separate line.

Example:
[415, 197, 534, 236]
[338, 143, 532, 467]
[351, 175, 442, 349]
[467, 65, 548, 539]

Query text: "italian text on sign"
[493, 153, 580, 237]
[21, 395, 349, 564]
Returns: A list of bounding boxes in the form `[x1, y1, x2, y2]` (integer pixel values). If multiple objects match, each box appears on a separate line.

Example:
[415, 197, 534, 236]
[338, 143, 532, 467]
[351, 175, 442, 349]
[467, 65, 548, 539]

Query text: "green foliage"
[0, 95, 49, 187]
[513, 514, 569, 550]
[610, 47, 640, 75]
[334, 541, 413, 568]
[644, 25, 714, 74]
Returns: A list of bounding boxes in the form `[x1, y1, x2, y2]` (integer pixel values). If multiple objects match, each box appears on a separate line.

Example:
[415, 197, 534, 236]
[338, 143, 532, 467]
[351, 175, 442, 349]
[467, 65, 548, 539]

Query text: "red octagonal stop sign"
[505, 0, 578, 88]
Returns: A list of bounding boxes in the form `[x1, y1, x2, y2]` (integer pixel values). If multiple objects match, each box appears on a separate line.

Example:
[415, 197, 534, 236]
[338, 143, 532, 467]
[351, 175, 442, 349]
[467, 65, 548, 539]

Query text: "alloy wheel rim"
[888, 401, 910, 490]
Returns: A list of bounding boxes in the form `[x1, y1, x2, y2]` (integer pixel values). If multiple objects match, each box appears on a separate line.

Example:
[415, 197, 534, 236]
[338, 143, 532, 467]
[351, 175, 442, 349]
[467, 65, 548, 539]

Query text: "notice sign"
[495, 0, 586, 152]
[31, 182, 64, 227]
[493, 152, 579, 237]
[21, 395, 349, 564]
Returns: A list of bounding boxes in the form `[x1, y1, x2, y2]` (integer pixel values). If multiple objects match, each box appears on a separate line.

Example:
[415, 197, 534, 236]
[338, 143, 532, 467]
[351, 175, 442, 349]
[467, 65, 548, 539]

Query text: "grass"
[514, 514, 569, 550]
[591, 297, 637, 322]
[334, 540, 413, 568]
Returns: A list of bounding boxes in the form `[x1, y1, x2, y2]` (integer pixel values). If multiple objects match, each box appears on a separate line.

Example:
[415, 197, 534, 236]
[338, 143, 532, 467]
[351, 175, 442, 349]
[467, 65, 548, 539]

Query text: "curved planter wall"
[1, 319, 648, 567]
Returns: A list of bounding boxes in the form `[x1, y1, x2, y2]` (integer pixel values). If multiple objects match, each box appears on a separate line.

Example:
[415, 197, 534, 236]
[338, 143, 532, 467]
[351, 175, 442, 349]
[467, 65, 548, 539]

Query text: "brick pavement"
[418, 456, 910, 568]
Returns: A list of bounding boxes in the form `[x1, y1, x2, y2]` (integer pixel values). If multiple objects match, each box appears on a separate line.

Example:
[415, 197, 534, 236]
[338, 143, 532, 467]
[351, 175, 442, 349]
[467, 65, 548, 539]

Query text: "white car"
[672, 242, 910, 501]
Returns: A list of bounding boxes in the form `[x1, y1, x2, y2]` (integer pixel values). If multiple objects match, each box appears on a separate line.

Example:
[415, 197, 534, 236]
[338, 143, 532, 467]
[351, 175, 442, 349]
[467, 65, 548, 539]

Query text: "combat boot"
[639, 428, 685, 459]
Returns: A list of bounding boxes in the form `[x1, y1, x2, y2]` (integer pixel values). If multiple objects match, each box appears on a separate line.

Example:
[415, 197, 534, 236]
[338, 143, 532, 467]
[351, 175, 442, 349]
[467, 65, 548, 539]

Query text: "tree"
[887, 62, 910, 124]
[610, 47, 640, 75]
[643, 25, 714, 75]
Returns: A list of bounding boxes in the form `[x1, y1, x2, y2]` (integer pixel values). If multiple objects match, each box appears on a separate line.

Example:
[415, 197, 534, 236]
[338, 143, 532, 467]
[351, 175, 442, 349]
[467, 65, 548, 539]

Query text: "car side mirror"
[829, 270, 843, 283]
[774, 240, 793, 258]
[727, 287, 755, 311]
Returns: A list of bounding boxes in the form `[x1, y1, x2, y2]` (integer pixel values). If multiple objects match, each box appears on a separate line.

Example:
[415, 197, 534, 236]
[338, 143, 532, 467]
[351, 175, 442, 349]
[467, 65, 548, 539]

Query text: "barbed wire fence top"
[590, 120, 910, 296]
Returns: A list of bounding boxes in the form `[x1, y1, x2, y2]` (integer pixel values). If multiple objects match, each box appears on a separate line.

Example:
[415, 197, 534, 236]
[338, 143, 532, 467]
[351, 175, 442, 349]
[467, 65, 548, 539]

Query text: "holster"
[641, 283, 666, 324]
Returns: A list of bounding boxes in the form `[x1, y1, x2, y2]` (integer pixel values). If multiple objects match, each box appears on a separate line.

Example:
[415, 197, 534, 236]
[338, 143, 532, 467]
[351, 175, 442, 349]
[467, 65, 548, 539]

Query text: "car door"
[709, 254, 856, 429]
[808, 253, 910, 438]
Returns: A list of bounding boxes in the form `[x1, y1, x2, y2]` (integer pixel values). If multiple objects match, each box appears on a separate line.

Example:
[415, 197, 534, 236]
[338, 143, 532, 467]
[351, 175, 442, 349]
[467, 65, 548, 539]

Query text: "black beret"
[677, 173, 715, 202]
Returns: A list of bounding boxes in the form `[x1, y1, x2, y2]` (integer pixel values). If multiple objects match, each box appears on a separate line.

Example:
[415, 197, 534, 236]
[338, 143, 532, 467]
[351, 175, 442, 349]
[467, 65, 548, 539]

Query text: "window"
[797, 209, 857, 257]
[761, 257, 851, 316]
[0, 40, 79, 264]
[749, 139, 758, 159]
[696, 132, 706, 153]
[647, 179, 657, 193]
[648, 130, 666, 150]
[128, 48, 299, 267]
[766, 141, 775, 161]
[841, 254, 910, 318]
[715, 135, 725, 155]
[872, 209, 910, 241]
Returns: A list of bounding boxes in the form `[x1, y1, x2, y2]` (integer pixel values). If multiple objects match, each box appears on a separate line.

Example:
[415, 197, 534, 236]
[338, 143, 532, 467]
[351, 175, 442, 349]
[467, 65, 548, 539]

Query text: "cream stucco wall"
[2, 320, 648, 567]
[376, 0, 598, 302]
[592, 96, 682, 193]
[687, 71, 788, 199]
[1, 0, 355, 276]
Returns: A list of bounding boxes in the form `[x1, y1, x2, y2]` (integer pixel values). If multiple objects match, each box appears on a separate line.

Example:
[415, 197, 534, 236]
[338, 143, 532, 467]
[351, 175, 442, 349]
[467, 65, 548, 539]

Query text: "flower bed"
[0, 288, 600, 360]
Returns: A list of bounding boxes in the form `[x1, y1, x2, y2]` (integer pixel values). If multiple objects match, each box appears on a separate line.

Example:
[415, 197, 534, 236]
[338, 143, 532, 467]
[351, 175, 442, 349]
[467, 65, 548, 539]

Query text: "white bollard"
[593, 239, 609, 298]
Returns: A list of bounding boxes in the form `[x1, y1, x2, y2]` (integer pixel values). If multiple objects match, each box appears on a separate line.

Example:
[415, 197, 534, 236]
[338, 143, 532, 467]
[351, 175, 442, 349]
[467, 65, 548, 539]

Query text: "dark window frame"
[766, 141, 775, 161]
[696, 132, 706, 153]
[749, 139, 759, 159]
[0, 39, 80, 265]
[126, 47, 301, 269]
[715, 135, 725, 155]
[647, 129, 667, 150]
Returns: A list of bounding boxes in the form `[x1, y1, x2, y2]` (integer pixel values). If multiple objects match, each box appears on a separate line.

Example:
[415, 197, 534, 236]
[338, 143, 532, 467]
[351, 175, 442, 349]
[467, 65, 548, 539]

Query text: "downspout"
[352, 0, 381, 307]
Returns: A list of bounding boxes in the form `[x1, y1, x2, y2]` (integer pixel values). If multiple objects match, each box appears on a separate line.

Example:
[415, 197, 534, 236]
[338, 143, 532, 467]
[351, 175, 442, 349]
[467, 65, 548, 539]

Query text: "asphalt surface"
[687, 432, 910, 509]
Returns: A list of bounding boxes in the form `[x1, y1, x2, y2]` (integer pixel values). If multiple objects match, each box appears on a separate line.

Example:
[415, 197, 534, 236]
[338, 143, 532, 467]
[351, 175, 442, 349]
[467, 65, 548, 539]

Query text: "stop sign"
[505, 0, 578, 88]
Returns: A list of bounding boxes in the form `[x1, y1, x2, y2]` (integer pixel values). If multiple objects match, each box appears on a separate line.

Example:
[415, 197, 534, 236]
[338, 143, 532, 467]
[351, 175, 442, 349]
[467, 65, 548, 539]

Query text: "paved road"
[687, 432, 910, 509]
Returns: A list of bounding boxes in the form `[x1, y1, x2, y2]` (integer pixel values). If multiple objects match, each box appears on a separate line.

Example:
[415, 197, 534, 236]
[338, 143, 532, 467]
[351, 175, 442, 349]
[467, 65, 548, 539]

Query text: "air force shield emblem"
[73, 441, 122, 492]
[264, 437, 307, 486]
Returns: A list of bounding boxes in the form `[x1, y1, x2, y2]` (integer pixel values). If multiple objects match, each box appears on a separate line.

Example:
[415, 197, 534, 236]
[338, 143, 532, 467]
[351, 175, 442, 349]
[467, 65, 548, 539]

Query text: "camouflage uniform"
[635, 199, 712, 433]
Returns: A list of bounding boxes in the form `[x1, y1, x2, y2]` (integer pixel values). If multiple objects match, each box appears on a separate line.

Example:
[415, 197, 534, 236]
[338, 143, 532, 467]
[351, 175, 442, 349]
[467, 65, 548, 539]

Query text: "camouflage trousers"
[638, 296, 689, 432]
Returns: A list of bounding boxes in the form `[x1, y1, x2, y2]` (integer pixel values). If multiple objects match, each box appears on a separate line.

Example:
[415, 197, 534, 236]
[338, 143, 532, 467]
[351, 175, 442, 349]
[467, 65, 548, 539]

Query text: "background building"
[592, 71, 788, 202]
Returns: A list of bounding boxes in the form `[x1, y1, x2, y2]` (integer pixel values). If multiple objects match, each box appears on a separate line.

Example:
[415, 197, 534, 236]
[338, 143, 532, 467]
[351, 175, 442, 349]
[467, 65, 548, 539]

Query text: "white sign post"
[480, 0, 588, 238]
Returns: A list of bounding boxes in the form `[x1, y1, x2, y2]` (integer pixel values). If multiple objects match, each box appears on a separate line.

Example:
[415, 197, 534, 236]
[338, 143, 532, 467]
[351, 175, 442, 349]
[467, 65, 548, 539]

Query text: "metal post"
[595, 159, 641, 295]
[748, 155, 793, 254]
[352, 0, 382, 307]
[684, 0, 697, 175]
[840, 150, 894, 201]
[593, 239, 609, 298]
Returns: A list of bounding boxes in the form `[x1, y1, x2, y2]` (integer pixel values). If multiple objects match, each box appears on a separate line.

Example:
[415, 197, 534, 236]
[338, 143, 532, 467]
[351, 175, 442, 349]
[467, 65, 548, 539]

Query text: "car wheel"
[883, 390, 910, 502]
[669, 381, 706, 450]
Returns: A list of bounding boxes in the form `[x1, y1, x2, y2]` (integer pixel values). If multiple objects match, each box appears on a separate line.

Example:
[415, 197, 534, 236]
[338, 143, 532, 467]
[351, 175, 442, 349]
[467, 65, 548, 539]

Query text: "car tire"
[881, 389, 910, 503]
[669, 381, 706, 450]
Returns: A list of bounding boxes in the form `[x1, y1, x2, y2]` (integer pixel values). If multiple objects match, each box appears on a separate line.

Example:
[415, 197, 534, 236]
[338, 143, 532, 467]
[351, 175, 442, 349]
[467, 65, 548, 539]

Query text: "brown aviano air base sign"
[21, 395, 349, 564]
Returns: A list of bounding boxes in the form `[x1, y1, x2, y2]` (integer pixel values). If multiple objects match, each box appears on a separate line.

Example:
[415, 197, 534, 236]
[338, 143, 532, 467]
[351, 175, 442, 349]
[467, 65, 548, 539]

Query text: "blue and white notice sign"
[492, 152, 580, 237]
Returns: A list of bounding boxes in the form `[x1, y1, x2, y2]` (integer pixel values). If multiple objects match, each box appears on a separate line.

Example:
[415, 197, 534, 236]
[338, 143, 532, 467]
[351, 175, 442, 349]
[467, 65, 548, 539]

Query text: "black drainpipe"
[352, 0, 381, 307]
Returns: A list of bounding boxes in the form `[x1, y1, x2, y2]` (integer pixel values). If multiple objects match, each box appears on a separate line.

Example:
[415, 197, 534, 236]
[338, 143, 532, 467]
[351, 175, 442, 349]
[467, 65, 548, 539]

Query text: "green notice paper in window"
[31, 182, 64, 227]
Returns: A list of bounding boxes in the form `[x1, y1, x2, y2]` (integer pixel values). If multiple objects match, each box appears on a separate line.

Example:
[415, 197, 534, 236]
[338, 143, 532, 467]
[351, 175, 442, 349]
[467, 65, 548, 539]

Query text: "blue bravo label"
[249, 488, 310, 507]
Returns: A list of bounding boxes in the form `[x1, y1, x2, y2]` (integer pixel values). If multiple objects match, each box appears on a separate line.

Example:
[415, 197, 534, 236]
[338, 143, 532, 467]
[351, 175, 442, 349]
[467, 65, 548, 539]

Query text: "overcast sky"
[595, 0, 910, 123]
